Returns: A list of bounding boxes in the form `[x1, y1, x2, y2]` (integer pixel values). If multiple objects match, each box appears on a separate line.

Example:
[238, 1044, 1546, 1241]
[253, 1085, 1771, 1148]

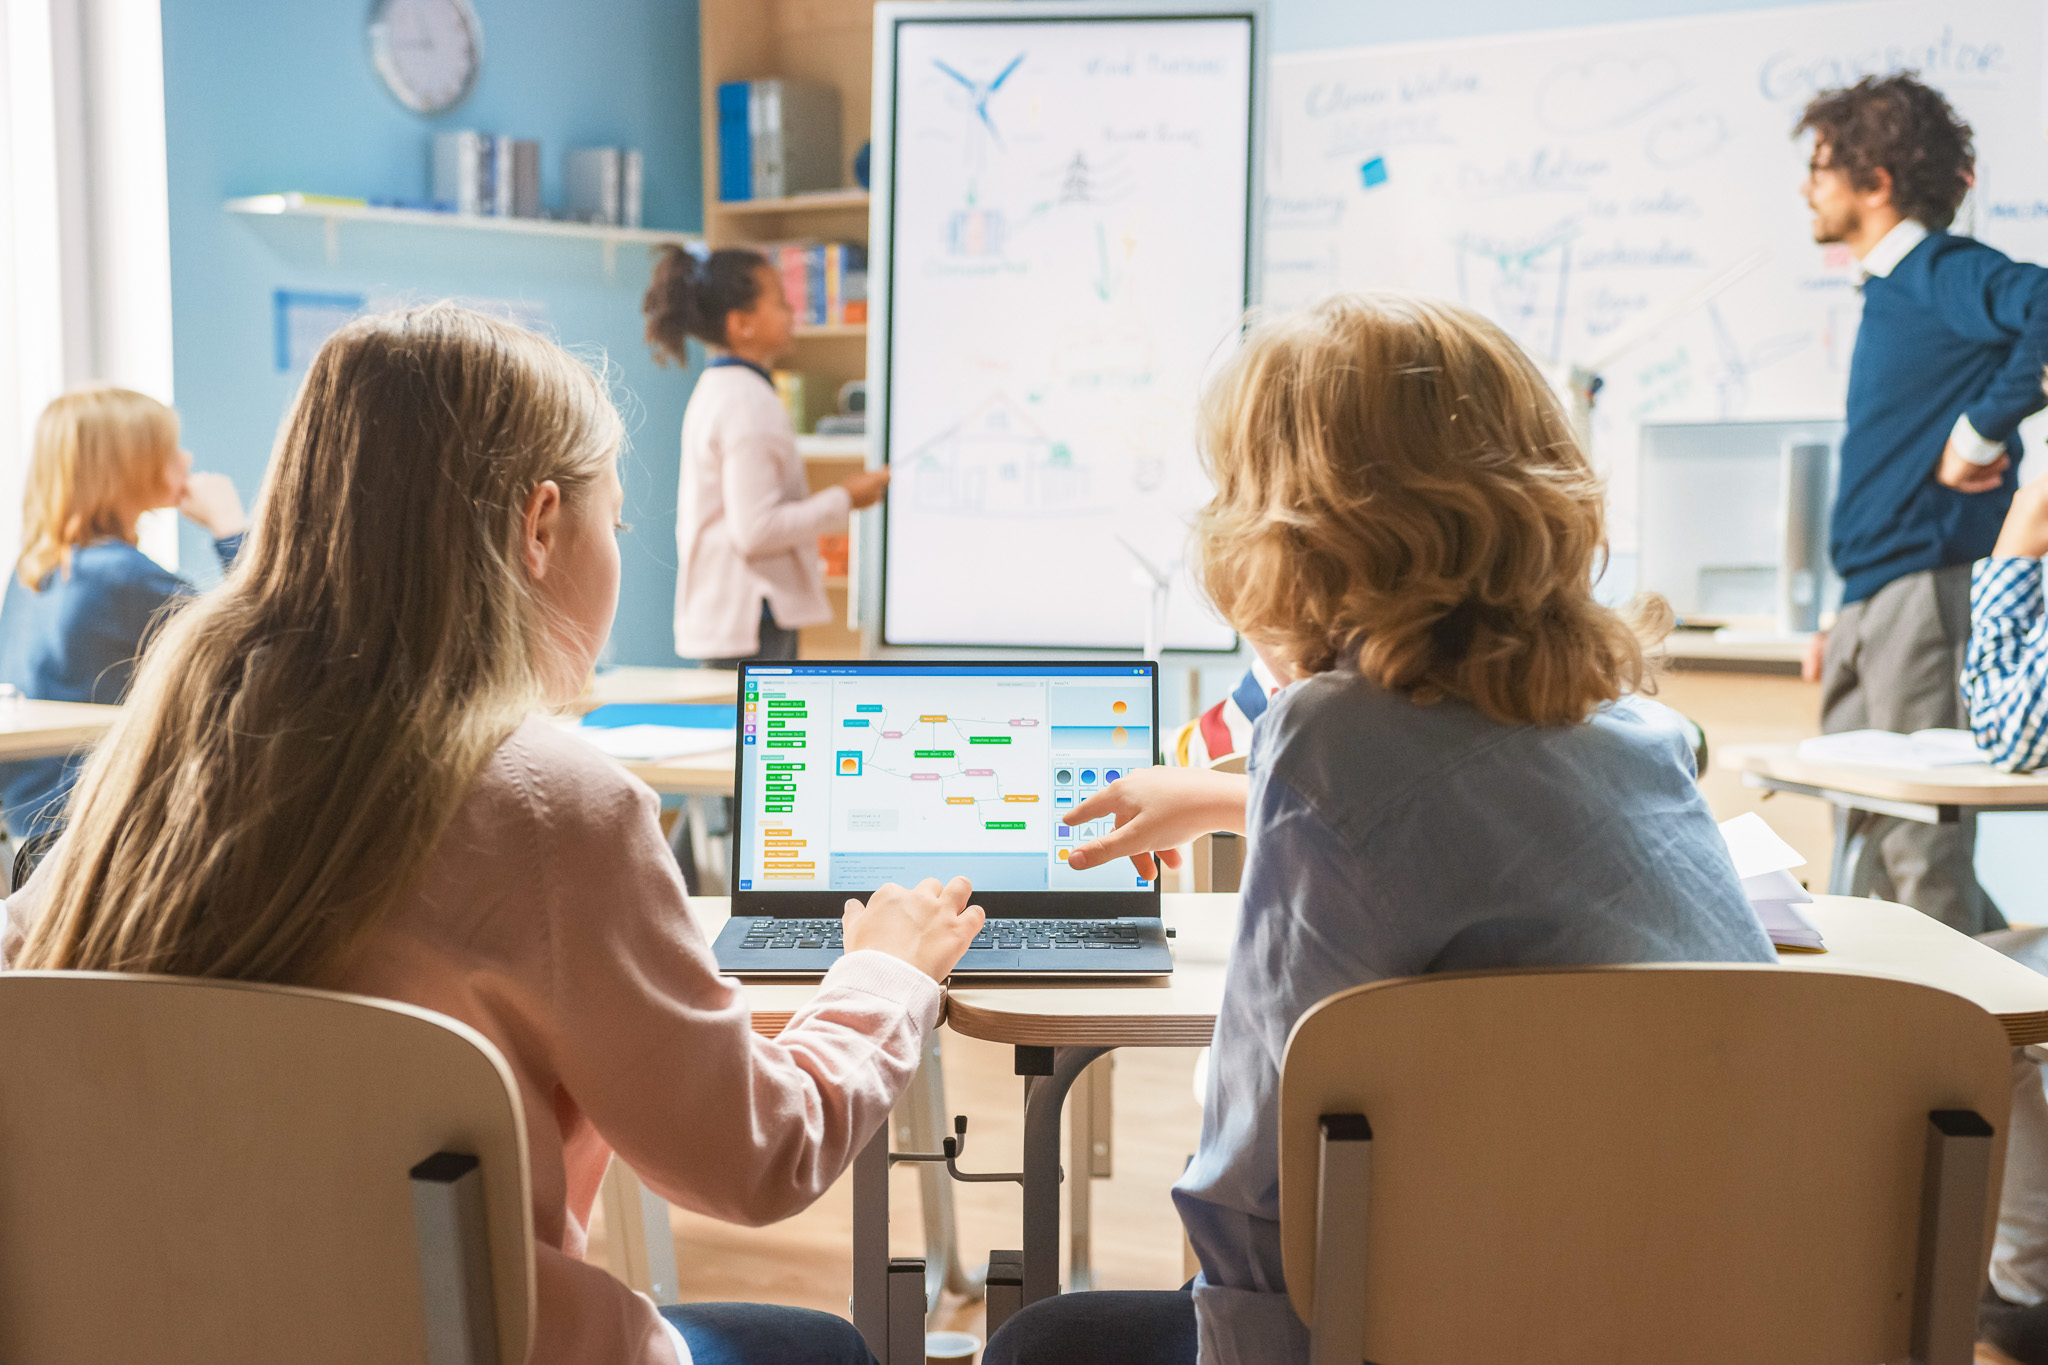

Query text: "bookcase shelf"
[223, 196, 701, 276]
[714, 189, 870, 216]
[797, 434, 869, 461]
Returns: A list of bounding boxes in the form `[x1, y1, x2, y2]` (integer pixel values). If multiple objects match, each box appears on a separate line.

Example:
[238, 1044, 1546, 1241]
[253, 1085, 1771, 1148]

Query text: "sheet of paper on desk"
[578, 724, 733, 761]
[1795, 728, 1988, 768]
[1719, 813, 1824, 952]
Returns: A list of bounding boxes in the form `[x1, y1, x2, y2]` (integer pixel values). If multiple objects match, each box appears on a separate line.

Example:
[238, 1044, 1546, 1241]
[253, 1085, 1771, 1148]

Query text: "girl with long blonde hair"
[985, 294, 1776, 1365]
[3, 304, 981, 1365]
[0, 387, 246, 854]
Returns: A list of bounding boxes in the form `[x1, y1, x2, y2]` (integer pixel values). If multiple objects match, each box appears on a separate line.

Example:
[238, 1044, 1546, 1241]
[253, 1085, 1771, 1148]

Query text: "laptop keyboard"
[737, 919, 1146, 951]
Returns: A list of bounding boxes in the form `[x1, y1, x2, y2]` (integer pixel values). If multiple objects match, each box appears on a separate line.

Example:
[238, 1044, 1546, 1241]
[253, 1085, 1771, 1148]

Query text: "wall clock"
[368, 0, 482, 115]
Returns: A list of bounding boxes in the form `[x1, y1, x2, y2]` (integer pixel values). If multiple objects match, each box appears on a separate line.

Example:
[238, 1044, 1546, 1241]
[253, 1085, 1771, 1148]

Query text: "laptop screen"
[732, 661, 1161, 918]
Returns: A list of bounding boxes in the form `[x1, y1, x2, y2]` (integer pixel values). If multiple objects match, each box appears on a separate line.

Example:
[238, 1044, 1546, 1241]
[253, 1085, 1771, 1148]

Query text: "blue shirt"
[0, 534, 242, 839]
[1834, 231, 2048, 605]
[1171, 672, 1775, 1364]
[1965, 557, 2048, 773]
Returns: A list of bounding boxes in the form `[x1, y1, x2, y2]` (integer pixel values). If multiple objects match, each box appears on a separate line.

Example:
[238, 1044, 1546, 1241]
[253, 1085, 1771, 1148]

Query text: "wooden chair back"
[0, 972, 534, 1365]
[1279, 965, 2012, 1365]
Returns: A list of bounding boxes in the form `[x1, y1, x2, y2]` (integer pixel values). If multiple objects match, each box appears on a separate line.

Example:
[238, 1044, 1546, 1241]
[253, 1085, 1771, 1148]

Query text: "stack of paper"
[1795, 728, 1987, 768]
[577, 725, 733, 762]
[1719, 812, 1825, 952]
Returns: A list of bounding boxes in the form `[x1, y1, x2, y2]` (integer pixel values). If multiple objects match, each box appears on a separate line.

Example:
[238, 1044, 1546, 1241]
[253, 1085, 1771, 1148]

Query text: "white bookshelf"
[224, 195, 703, 276]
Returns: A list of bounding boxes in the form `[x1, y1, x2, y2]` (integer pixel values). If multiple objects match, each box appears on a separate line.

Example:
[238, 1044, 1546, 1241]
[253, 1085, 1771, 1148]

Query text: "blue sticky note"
[1360, 157, 1388, 189]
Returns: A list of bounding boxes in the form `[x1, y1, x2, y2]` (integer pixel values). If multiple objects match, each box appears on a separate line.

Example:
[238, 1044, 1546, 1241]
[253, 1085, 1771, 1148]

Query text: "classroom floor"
[588, 1031, 1208, 1356]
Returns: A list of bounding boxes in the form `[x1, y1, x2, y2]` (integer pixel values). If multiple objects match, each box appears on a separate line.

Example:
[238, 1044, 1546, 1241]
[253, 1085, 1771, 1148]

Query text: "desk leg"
[1068, 1064, 1093, 1293]
[852, 1126, 891, 1360]
[1830, 806, 1866, 897]
[895, 1036, 977, 1312]
[1022, 1045, 1108, 1305]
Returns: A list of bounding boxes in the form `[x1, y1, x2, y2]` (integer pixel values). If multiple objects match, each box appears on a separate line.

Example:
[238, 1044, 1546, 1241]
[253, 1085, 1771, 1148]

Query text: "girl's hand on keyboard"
[1065, 767, 1250, 878]
[844, 876, 985, 981]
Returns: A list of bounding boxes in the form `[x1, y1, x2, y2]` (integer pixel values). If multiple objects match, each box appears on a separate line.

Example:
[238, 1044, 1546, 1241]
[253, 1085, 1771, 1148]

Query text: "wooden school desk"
[569, 666, 738, 713]
[683, 891, 2048, 1361]
[0, 700, 121, 762]
[616, 748, 735, 798]
[1725, 743, 2048, 893]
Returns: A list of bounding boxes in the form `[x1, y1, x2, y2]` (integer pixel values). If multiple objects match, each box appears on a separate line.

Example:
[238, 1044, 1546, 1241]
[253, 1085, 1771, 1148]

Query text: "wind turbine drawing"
[933, 53, 1024, 147]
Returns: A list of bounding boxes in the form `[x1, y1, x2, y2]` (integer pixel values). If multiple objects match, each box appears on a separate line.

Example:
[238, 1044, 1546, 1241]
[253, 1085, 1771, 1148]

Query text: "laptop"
[711, 659, 1174, 978]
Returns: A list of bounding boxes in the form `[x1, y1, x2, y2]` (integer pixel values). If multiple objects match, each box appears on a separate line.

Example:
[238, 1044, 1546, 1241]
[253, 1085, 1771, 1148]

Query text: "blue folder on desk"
[577, 705, 737, 763]
[581, 703, 738, 730]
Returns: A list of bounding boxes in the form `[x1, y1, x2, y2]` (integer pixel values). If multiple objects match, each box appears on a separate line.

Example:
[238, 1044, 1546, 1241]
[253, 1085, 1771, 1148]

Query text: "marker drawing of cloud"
[1535, 54, 1686, 133]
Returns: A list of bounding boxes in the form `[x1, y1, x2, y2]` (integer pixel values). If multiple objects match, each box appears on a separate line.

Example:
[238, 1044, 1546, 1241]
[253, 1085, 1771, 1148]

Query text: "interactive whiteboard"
[1264, 0, 2048, 554]
[871, 3, 1257, 649]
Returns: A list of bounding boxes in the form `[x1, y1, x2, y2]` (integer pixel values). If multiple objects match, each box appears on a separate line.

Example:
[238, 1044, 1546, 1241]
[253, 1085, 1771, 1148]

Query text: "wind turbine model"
[1115, 534, 1174, 661]
[1551, 246, 1771, 455]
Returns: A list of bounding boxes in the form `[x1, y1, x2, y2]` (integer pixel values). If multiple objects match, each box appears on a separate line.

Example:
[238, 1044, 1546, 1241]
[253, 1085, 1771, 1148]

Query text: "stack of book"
[432, 133, 541, 218]
[566, 147, 645, 228]
[767, 242, 868, 327]
[717, 80, 843, 201]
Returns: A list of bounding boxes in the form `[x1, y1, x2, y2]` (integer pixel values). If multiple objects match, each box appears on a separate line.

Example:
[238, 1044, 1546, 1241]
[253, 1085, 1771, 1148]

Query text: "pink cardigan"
[675, 365, 852, 659]
[3, 717, 940, 1365]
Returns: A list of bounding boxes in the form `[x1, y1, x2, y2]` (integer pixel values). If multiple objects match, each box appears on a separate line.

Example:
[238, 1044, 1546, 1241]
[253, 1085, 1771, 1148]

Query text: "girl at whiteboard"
[644, 246, 887, 665]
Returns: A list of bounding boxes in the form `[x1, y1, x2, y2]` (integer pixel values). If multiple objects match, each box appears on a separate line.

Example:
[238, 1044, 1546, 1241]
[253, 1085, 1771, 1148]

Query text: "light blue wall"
[161, 0, 701, 666]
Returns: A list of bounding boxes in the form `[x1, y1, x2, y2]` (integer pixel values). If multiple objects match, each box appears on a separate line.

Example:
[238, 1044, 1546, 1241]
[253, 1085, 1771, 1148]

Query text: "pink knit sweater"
[3, 717, 941, 1365]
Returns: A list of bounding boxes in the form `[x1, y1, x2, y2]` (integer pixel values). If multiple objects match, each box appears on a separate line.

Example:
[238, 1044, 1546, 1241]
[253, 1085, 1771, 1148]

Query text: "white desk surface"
[571, 667, 738, 712]
[1655, 633, 1812, 667]
[0, 700, 121, 762]
[1725, 742, 2048, 808]
[692, 892, 2048, 1047]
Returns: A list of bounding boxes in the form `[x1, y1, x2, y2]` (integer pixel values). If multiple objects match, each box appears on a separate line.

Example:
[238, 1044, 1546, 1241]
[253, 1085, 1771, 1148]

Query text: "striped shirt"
[1964, 557, 2048, 773]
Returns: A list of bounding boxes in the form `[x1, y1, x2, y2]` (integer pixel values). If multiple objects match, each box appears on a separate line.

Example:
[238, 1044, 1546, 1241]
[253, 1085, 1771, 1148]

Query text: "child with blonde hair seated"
[0, 387, 245, 854]
[3, 306, 982, 1365]
[987, 294, 1774, 1365]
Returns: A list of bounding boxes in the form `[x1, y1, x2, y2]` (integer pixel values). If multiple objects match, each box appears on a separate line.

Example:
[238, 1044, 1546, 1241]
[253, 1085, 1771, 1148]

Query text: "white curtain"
[0, 0, 175, 579]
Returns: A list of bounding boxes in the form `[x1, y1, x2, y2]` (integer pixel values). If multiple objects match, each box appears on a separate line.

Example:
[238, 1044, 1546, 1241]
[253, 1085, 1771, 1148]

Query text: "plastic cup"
[924, 1329, 979, 1363]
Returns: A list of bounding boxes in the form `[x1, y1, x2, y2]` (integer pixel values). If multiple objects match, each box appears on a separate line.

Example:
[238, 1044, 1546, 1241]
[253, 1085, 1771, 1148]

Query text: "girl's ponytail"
[643, 245, 769, 365]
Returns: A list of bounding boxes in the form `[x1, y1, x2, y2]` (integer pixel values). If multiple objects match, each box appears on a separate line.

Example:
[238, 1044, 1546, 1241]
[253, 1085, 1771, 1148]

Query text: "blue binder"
[717, 81, 752, 202]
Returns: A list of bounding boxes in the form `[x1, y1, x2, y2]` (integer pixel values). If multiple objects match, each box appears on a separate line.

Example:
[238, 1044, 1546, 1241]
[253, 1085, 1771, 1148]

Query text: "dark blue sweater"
[1835, 231, 2048, 605]
[0, 534, 242, 840]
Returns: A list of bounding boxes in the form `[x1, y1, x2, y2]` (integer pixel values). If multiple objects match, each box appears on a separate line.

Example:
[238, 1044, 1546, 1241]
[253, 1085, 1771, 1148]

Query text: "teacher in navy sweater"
[1796, 74, 2048, 934]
